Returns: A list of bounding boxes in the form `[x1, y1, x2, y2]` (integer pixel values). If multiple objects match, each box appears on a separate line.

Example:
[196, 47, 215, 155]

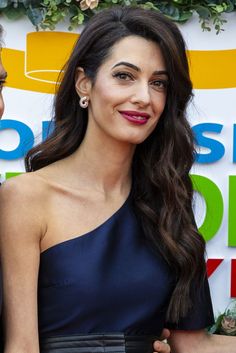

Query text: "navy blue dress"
[38, 194, 214, 352]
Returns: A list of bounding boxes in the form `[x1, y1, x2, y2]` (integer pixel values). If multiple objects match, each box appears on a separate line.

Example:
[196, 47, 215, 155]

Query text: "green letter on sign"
[229, 176, 236, 246]
[191, 174, 223, 242]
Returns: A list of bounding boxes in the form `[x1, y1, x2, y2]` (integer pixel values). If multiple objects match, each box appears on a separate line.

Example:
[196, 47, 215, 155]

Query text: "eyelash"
[151, 80, 168, 90]
[112, 71, 168, 90]
[112, 71, 133, 81]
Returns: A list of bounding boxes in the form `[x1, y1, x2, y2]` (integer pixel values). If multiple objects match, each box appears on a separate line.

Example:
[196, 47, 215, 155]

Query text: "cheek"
[154, 93, 167, 115]
[93, 80, 126, 110]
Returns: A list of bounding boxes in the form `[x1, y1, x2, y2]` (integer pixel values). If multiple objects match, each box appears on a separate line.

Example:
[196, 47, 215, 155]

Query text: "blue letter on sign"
[233, 124, 236, 163]
[42, 120, 54, 141]
[0, 120, 34, 160]
[192, 123, 225, 163]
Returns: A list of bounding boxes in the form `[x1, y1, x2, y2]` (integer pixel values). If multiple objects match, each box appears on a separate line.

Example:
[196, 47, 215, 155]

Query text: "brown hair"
[25, 6, 206, 323]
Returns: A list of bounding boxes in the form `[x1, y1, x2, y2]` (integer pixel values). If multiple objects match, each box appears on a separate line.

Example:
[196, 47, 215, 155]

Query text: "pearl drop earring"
[79, 96, 89, 108]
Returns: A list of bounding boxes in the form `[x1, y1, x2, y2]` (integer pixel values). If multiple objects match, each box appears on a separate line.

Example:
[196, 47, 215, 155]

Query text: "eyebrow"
[112, 61, 168, 76]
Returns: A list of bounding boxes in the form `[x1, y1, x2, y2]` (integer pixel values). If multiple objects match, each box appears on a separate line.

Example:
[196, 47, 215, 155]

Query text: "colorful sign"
[0, 17, 236, 315]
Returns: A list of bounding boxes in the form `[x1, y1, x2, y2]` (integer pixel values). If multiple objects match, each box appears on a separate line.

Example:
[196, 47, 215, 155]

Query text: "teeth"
[133, 116, 146, 120]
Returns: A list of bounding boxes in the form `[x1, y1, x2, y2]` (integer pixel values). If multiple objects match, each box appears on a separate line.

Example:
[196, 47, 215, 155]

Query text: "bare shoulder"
[0, 173, 50, 239]
[0, 172, 50, 204]
[1, 171, 46, 191]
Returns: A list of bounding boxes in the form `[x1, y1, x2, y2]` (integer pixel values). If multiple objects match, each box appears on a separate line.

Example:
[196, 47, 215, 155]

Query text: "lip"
[118, 110, 150, 125]
[119, 110, 150, 118]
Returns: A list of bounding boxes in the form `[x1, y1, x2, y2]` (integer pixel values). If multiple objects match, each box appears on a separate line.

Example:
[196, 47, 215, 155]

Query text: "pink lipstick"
[119, 110, 150, 125]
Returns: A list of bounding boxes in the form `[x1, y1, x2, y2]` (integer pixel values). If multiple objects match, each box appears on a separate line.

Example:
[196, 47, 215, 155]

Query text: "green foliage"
[0, 0, 235, 32]
[208, 300, 236, 336]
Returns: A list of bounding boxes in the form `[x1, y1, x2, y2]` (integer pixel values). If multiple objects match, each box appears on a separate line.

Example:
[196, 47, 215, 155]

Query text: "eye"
[112, 71, 134, 81]
[151, 79, 168, 91]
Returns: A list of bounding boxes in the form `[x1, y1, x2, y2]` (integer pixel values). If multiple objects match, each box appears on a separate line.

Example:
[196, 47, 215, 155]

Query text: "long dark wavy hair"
[25, 6, 206, 323]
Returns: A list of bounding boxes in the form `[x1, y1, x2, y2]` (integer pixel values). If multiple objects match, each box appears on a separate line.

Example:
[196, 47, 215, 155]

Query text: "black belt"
[40, 333, 159, 353]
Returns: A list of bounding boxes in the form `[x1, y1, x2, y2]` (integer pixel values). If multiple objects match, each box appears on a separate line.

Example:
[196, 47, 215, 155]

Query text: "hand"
[153, 328, 171, 353]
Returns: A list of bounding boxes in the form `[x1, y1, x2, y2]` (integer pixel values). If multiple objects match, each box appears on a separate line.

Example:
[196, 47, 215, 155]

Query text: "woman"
[0, 10, 170, 353]
[0, 6, 235, 353]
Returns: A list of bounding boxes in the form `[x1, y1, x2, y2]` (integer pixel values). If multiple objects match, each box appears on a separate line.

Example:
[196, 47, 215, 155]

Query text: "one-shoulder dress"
[38, 193, 214, 353]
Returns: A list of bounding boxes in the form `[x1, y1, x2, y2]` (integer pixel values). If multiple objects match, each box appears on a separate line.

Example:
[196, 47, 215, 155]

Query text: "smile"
[119, 111, 150, 125]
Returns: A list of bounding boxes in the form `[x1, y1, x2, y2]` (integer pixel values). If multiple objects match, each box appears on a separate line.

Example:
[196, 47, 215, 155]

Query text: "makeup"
[119, 110, 150, 125]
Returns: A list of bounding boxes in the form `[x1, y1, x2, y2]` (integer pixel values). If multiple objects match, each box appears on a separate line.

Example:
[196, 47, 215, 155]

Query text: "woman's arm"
[0, 176, 46, 353]
[154, 329, 236, 353]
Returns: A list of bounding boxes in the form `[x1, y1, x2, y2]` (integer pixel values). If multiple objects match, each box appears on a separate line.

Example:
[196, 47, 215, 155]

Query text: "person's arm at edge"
[154, 329, 236, 353]
[153, 329, 171, 353]
[0, 175, 45, 353]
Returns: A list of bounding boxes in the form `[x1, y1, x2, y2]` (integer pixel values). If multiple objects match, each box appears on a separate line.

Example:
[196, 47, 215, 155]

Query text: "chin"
[111, 129, 153, 145]
[128, 131, 153, 144]
[122, 135, 149, 145]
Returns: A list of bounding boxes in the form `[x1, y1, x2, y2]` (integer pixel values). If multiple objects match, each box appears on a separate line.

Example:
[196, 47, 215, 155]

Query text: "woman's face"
[0, 52, 7, 118]
[85, 35, 168, 145]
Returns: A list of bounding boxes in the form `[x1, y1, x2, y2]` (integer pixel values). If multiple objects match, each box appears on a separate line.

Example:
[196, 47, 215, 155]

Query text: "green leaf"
[51, 13, 60, 21]
[225, 1, 234, 12]
[68, 3, 79, 16]
[160, 4, 181, 21]
[0, 0, 9, 9]
[178, 10, 193, 22]
[123, 0, 133, 5]
[208, 323, 218, 334]
[208, 313, 225, 334]
[214, 4, 225, 13]
[26, 6, 44, 25]
[2, 6, 25, 19]
[78, 12, 84, 21]
[142, 1, 158, 10]
[172, 0, 189, 4]
[195, 5, 211, 19]
[22, 0, 38, 7]
[0, 0, 235, 33]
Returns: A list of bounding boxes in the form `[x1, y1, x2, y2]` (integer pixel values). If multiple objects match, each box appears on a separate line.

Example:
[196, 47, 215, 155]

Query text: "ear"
[75, 67, 92, 97]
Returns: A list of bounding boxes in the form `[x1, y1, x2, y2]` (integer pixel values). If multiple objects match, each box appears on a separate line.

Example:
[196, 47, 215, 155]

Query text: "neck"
[65, 128, 136, 197]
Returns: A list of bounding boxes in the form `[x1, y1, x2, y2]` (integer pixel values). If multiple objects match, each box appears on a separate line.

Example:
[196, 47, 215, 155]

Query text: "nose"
[130, 81, 150, 106]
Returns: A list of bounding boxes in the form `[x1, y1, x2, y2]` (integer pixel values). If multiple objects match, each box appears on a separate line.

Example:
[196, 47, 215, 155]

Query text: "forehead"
[103, 35, 166, 70]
